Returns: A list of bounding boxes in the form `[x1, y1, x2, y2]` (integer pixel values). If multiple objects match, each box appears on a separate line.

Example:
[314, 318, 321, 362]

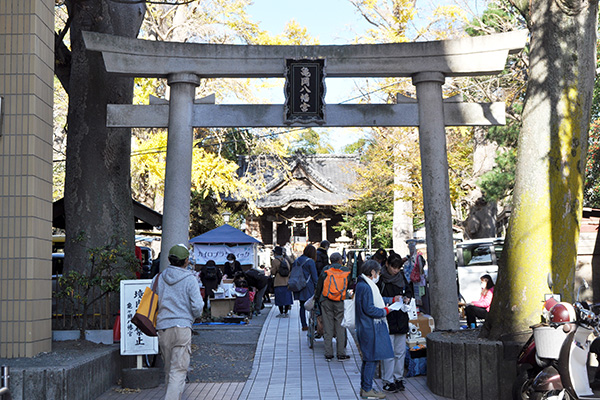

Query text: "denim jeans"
[299, 300, 307, 328]
[361, 360, 378, 392]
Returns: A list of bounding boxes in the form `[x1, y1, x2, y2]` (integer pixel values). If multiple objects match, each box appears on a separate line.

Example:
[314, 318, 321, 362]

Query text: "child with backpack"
[270, 246, 293, 317]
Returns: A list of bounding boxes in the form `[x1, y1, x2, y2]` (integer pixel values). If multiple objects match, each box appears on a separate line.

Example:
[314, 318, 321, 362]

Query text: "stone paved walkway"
[96, 302, 447, 399]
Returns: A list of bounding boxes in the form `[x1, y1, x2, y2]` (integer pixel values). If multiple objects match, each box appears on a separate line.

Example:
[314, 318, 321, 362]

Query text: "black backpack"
[204, 265, 218, 280]
[278, 258, 290, 277]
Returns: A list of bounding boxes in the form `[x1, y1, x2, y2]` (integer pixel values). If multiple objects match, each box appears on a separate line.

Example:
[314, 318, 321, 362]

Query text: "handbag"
[131, 273, 161, 337]
[304, 295, 315, 311]
[410, 254, 422, 283]
[341, 297, 355, 330]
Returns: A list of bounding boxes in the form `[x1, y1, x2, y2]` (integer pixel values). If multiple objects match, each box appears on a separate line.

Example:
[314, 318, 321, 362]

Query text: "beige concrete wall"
[0, 0, 54, 357]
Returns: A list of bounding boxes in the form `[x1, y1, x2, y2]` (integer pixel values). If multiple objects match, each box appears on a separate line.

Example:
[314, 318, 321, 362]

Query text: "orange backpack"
[322, 268, 350, 301]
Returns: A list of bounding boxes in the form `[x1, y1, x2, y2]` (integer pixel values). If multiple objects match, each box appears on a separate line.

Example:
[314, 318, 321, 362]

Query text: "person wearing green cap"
[153, 243, 203, 400]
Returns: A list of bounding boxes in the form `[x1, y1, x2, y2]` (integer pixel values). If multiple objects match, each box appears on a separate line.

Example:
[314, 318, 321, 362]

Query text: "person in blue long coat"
[355, 259, 394, 400]
[292, 244, 318, 331]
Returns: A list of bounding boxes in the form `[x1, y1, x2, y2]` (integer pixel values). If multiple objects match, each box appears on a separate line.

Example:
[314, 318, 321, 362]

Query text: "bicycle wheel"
[308, 309, 315, 349]
[144, 353, 158, 368]
[144, 344, 161, 368]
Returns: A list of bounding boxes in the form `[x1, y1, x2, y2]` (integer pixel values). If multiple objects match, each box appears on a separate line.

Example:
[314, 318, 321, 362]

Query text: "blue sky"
[247, 0, 371, 45]
[244, 0, 486, 151]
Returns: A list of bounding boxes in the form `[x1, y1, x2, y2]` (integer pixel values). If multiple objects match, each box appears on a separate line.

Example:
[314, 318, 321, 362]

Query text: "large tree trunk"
[482, 0, 597, 340]
[463, 198, 497, 239]
[64, 1, 145, 277]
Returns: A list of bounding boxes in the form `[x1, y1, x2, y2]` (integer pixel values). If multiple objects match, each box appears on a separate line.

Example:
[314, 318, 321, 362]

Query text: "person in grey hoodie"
[153, 244, 204, 400]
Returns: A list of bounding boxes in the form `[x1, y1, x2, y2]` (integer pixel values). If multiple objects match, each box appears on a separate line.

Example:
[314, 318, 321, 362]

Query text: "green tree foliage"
[331, 0, 481, 245]
[584, 120, 600, 207]
[461, 1, 528, 205]
[341, 138, 369, 154]
[200, 128, 252, 163]
[335, 135, 396, 249]
[288, 129, 334, 154]
[465, 0, 525, 36]
[336, 124, 473, 247]
[478, 149, 517, 200]
[482, 0, 598, 341]
[55, 239, 139, 338]
[128, 1, 321, 236]
[478, 104, 522, 201]
[189, 191, 221, 237]
[584, 22, 600, 207]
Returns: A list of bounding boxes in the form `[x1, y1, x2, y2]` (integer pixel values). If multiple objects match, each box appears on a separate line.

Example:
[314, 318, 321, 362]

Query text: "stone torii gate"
[84, 30, 527, 330]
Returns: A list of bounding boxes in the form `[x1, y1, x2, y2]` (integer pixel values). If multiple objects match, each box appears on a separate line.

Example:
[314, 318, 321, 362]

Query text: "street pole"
[366, 211, 374, 258]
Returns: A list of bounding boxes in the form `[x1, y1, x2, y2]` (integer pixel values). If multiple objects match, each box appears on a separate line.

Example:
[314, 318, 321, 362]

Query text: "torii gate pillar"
[413, 72, 457, 330]
[161, 73, 199, 268]
[84, 30, 527, 331]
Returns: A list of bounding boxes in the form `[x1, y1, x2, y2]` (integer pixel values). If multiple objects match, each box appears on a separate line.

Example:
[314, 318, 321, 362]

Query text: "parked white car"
[455, 238, 503, 304]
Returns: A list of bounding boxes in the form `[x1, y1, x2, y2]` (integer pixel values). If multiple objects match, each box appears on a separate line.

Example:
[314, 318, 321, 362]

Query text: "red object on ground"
[134, 246, 143, 278]
[113, 312, 121, 342]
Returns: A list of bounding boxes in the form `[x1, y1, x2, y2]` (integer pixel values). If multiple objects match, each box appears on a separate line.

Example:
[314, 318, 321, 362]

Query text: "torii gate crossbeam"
[84, 31, 525, 78]
[106, 102, 505, 128]
[85, 30, 527, 331]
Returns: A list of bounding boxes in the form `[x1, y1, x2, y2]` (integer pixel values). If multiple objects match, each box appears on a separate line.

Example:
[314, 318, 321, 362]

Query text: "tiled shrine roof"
[238, 154, 359, 209]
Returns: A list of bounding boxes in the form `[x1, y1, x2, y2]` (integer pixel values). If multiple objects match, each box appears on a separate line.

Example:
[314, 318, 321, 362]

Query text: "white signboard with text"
[192, 244, 254, 265]
[120, 279, 159, 356]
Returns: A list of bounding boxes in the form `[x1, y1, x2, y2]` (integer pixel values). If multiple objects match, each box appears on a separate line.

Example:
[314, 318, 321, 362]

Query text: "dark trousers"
[466, 305, 488, 325]
[278, 305, 291, 314]
[253, 285, 268, 313]
[299, 300, 307, 328]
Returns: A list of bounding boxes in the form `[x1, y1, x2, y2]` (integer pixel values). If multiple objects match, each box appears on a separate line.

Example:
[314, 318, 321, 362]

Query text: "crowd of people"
[151, 239, 494, 400]
[268, 241, 420, 399]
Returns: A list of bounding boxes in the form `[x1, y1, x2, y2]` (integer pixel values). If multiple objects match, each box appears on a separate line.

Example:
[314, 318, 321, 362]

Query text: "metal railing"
[0, 366, 12, 400]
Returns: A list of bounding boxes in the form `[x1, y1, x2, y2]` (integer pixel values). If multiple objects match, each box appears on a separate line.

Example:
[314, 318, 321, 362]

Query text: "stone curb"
[7, 346, 121, 400]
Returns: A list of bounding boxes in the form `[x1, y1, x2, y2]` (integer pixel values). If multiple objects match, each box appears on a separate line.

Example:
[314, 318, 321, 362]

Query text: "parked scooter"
[513, 287, 561, 400]
[515, 279, 600, 400]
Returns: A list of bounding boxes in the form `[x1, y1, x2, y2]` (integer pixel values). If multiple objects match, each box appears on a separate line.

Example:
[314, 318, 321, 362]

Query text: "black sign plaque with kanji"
[284, 59, 326, 124]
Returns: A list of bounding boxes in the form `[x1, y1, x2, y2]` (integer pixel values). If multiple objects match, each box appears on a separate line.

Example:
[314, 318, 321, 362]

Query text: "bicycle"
[307, 307, 317, 349]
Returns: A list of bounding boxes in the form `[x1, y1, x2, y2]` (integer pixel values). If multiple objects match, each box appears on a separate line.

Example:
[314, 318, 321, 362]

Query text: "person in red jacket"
[465, 274, 495, 328]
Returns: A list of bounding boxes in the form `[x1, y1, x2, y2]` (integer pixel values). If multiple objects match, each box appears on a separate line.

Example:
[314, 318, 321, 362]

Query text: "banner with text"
[192, 244, 254, 265]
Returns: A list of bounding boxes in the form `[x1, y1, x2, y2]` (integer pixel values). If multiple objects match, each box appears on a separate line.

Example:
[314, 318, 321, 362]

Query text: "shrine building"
[238, 154, 359, 249]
